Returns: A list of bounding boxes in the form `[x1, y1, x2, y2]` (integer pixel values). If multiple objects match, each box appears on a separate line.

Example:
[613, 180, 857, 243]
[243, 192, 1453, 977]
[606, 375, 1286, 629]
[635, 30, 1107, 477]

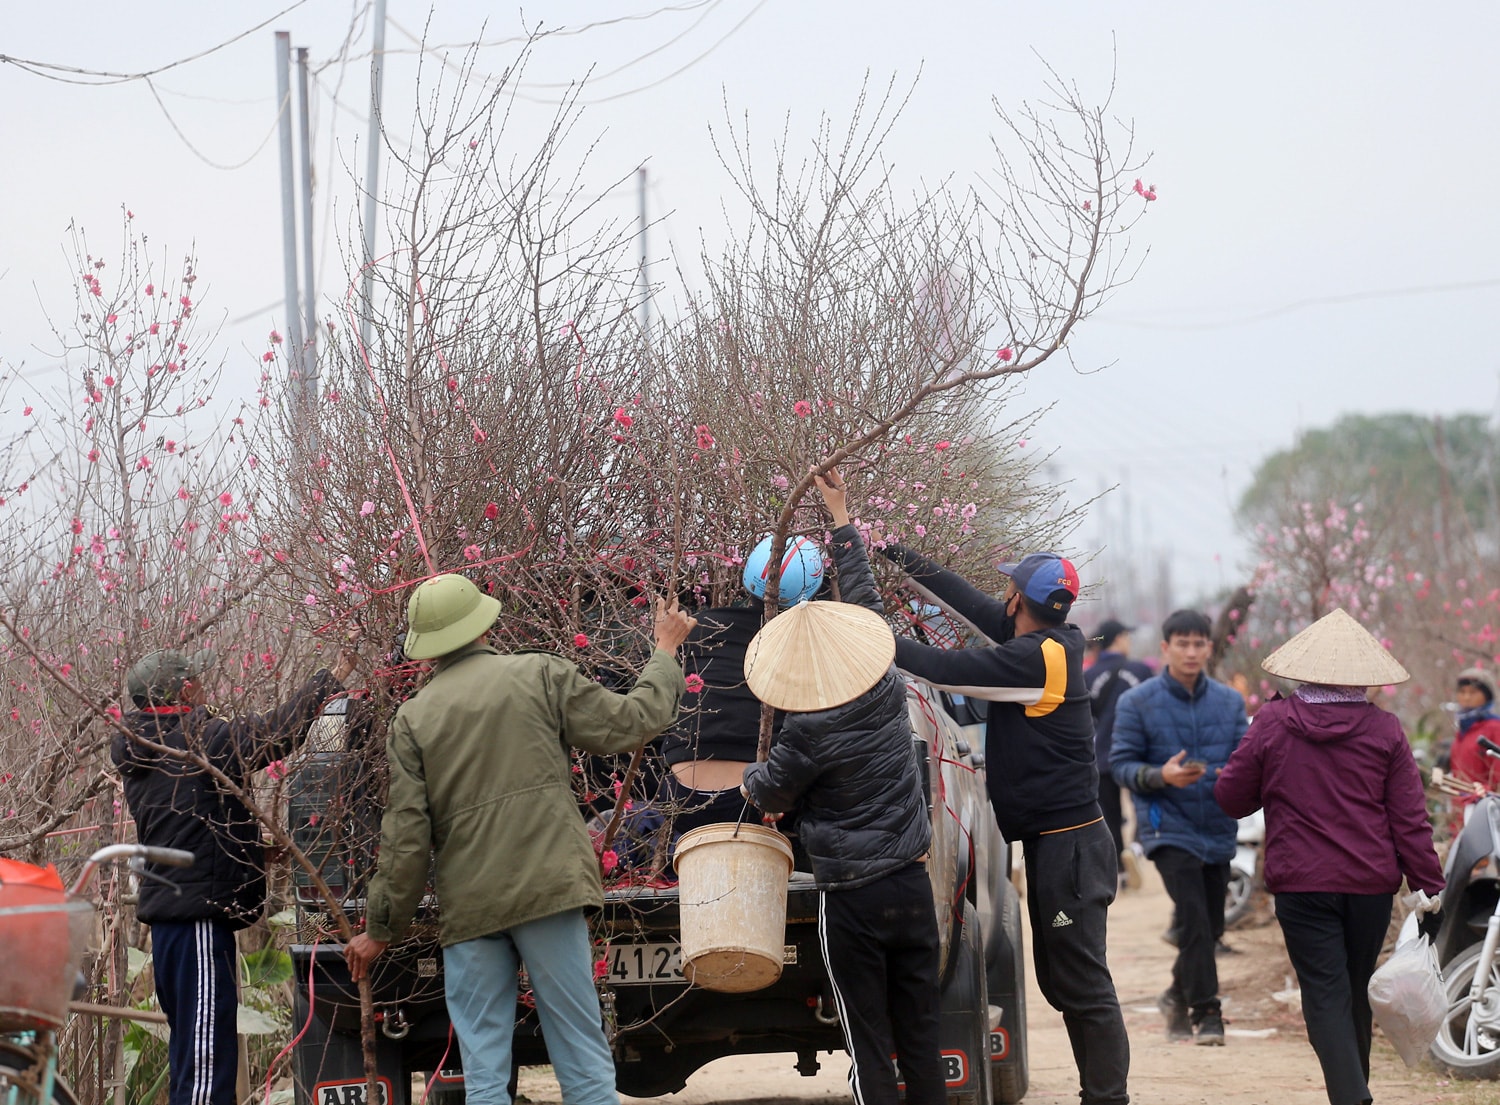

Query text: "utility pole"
[359, 0, 389, 364]
[637, 166, 649, 335]
[297, 46, 318, 422]
[274, 33, 305, 413]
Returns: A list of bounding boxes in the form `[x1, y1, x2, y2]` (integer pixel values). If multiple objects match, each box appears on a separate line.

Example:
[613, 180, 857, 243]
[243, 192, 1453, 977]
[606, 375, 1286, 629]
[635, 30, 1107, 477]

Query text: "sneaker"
[1157, 989, 1192, 1042]
[1192, 1002, 1225, 1046]
[1161, 926, 1180, 948]
[1215, 939, 1238, 957]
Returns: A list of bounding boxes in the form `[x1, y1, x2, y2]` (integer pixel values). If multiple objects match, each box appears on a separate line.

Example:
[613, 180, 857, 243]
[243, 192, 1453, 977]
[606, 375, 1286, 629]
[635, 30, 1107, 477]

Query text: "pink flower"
[996, 347, 1013, 362]
[484, 502, 499, 520]
[144, 284, 154, 296]
[303, 593, 318, 606]
[593, 958, 608, 980]
[793, 400, 812, 418]
[262, 352, 275, 363]
[934, 440, 951, 451]
[684, 673, 705, 693]
[574, 633, 590, 648]
[694, 425, 715, 450]
[613, 408, 633, 429]
[772, 474, 789, 490]
[247, 455, 259, 469]
[462, 544, 482, 561]
[22, 406, 32, 416]
[600, 849, 619, 874]
[70, 518, 83, 534]
[218, 492, 233, 506]
[269, 330, 283, 344]
[60, 663, 73, 677]
[446, 377, 459, 392]
[106, 314, 118, 325]
[359, 501, 375, 516]
[106, 705, 122, 722]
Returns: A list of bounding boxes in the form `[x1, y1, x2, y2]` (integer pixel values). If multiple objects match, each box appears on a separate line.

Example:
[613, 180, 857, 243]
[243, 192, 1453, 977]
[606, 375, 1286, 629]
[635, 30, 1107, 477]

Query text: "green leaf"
[127, 947, 152, 982]
[237, 1006, 284, 1035]
[266, 908, 298, 929]
[240, 946, 293, 988]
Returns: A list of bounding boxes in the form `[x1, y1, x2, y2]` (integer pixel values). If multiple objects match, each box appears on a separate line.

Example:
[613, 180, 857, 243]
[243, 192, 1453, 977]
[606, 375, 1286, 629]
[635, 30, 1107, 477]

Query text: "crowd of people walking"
[107, 466, 1480, 1105]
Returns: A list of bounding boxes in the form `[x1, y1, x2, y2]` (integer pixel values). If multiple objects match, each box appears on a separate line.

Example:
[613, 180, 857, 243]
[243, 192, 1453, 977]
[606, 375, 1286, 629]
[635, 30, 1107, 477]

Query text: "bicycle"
[1, 843, 194, 1105]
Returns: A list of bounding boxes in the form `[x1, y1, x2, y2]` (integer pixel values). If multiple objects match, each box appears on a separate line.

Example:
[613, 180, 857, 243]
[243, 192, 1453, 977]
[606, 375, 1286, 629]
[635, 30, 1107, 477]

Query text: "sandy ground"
[516, 864, 1490, 1105]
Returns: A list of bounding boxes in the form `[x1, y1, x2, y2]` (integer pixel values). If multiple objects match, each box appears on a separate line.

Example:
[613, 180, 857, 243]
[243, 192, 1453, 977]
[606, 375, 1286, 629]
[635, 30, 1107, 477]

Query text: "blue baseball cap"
[997, 553, 1080, 613]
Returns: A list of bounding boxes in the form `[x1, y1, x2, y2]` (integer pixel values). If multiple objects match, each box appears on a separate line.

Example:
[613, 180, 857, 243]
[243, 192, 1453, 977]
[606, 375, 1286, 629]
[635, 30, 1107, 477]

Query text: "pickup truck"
[285, 680, 1029, 1105]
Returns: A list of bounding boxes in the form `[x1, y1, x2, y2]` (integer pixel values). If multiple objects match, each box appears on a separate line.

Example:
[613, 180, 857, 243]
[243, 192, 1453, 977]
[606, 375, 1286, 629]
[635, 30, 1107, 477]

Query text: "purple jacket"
[1214, 695, 1443, 896]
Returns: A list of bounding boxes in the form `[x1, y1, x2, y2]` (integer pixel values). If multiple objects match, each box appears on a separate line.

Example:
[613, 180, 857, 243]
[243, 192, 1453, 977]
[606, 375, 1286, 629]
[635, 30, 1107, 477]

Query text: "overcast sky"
[4, 2, 1498, 620]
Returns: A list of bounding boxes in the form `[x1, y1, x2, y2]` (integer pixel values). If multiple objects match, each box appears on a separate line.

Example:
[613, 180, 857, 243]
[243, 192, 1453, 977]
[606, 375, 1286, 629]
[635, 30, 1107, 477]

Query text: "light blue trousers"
[442, 909, 617, 1105]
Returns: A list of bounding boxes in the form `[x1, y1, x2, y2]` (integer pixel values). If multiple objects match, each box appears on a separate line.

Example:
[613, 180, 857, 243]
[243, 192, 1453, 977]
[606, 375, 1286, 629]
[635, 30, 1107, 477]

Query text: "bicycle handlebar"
[69, 843, 196, 896]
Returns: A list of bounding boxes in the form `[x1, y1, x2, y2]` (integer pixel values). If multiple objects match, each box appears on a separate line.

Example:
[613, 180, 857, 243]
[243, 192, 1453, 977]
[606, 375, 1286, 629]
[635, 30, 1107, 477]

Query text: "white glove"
[1403, 889, 1442, 914]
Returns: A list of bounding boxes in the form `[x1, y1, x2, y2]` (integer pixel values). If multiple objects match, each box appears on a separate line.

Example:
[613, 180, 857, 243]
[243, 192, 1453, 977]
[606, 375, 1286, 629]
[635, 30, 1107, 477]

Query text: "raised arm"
[878, 544, 1011, 641]
[557, 598, 695, 755]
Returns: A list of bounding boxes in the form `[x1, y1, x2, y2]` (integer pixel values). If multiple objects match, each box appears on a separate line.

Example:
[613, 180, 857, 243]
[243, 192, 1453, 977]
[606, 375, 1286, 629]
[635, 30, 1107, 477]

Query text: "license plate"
[604, 942, 685, 985]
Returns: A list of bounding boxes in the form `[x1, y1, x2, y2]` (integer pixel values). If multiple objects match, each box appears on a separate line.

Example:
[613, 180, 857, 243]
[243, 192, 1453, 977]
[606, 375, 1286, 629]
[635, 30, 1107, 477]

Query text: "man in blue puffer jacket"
[1111, 609, 1247, 1047]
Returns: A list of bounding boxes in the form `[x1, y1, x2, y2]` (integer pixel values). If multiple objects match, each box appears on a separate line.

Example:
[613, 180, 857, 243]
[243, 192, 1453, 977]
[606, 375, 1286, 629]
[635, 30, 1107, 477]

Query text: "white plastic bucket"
[673, 823, 795, 993]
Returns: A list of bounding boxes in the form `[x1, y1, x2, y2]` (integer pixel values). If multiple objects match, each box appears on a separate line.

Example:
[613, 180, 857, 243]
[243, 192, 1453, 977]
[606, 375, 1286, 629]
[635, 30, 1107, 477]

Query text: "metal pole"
[297, 47, 318, 422]
[274, 33, 304, 406]
[359, 0, 388, 364]
[637, 166, 648, 335]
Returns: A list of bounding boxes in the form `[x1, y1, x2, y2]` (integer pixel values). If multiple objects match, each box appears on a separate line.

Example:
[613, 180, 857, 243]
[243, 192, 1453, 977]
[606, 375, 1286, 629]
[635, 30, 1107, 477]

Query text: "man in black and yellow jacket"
[879, 546, 1130, 1105]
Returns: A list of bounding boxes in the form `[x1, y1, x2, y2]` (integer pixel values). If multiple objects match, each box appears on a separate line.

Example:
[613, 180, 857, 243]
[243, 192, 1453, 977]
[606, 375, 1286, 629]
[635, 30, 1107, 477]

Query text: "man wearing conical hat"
[741, 470, 945, 1105]
[1216, 608, 1443, 1105]
[876, 542, 1130, 1105]
[344, 576, 696, 1105]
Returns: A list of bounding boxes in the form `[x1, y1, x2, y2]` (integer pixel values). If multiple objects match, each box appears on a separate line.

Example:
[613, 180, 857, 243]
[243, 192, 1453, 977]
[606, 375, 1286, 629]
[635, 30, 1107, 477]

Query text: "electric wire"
[0, 1, 313, 86]
[1098, 276, 1500, 331]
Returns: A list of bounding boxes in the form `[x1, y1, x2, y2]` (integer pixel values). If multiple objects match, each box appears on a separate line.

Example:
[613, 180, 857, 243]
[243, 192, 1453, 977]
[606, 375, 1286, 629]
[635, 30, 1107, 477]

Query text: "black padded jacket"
[742, 526, 931, 890]
[111, 669, 344, 928]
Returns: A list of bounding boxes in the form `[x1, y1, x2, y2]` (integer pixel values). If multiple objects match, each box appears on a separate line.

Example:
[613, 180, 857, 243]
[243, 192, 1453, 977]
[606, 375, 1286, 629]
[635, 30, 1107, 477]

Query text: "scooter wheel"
[1430, 942, 1500, 1078]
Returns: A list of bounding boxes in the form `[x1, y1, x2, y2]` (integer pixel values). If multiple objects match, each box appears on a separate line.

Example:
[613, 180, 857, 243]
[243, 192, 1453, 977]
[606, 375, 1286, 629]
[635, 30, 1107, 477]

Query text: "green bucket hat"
[126, 648, 216, 705]
[404, 575, 501, 660]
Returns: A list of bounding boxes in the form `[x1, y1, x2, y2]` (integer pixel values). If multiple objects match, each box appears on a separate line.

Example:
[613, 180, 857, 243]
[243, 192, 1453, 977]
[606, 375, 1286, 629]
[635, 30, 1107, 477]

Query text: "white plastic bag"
[1368, 934, 1447, 1068]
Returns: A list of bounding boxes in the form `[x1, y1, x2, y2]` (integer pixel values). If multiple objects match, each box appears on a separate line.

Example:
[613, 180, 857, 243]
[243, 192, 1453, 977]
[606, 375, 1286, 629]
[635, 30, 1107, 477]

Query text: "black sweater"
[660, 605, 773, 765]
[111, 669, 343, 928]
[879, 545, 1100, 842]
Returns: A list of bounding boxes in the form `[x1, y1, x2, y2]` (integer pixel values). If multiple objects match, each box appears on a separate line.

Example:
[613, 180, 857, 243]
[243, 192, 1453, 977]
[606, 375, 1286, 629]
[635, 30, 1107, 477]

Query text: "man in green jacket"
[345, 574, 695, 1105]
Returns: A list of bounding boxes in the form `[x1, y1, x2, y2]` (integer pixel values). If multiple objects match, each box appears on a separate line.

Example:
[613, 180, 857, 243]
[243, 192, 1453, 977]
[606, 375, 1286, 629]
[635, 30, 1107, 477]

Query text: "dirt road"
[517, 865, 1486, 1105]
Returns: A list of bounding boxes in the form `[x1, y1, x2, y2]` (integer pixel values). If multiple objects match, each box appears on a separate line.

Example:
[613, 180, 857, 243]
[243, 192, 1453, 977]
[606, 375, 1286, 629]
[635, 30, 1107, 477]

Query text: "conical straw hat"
[743, 600, 897, 712]
[1260, 608, 1410, 687]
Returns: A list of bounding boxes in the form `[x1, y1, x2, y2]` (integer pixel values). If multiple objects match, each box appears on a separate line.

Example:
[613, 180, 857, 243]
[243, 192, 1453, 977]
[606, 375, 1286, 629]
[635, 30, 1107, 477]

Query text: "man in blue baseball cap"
[877, 545, 1130, 1105]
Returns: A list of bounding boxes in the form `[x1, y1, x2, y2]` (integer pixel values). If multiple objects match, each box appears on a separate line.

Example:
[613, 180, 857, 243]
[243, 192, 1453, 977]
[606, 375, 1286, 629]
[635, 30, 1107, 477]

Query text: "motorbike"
[1224, 809, 1265, 927]
[1419, 735, 1500, 1078]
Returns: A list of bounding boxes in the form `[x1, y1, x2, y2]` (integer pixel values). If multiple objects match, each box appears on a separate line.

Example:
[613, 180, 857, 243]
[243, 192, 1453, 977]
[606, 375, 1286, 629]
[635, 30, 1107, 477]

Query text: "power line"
[1098, 276, 1500, 331]
[144, 77, 287, 171]
[0, 1, 312, 86]
[512, 0, 772, 106]
[515, 0, 726, 89]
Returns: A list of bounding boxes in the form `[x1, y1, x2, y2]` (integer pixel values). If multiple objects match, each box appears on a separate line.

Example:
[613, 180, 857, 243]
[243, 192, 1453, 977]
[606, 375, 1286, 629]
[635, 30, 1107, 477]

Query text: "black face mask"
[995, 599, 1018, 645]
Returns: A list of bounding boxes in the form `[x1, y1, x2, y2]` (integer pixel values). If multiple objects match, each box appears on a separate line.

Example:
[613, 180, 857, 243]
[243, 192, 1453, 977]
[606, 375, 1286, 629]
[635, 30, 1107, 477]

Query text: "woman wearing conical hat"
[740, 469, 945, 1105]
[1215, 609, 1444, 1105]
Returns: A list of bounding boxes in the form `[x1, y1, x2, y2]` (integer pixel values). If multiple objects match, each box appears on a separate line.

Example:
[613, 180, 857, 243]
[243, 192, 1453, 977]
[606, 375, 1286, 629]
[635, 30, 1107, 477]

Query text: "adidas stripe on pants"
[152, 919, 239, 1105]
[816, 862, 945, 1105]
